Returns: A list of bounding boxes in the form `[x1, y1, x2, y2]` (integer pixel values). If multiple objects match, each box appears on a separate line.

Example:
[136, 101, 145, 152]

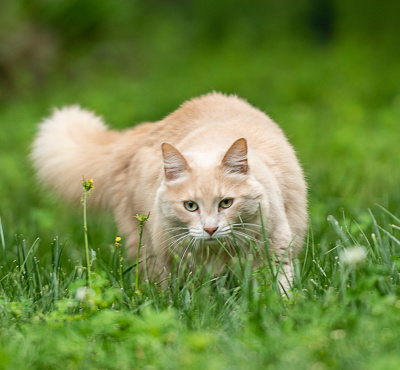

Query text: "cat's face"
[157, 139, 265, 254]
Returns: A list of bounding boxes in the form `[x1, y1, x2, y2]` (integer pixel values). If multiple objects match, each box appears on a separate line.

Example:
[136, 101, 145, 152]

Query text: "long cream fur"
[32, 93, 308, 290]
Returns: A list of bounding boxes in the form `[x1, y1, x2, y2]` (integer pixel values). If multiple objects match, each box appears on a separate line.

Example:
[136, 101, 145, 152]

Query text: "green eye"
[184, 200, 199, 212]
[219, 198, 233, 209]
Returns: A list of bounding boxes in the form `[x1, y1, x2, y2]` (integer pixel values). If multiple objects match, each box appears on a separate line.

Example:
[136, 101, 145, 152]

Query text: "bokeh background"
[1, 0, 399, 261]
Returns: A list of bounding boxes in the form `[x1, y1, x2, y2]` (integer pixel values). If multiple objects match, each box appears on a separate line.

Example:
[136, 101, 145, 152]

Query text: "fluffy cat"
[31, 92, 307, 291]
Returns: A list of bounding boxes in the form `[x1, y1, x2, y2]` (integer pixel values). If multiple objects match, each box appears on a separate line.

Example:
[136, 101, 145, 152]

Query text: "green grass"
[0, 206, 400, 369]
[1, 2, 400, 368]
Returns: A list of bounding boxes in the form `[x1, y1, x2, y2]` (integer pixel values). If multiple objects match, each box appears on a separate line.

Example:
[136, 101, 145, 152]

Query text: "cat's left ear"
[161, 142, 191, 181]
[221, 138, 248, 175]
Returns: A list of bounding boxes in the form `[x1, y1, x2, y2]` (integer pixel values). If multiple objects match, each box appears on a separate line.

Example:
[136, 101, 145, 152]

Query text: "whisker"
[230, 230, 262, 244]
[190, 239, 200, 268]
[178, 238, 196, 272]
[166, 233, 190, 251]
[229, 235, 249, 257]
[229, 225, 264, 238]
[152, 226, 190, 242]
[158, 231, 189, 247]
[156, 232, 190, 255]
[224, 236, 237, 258]
[230, 222, 263, 229]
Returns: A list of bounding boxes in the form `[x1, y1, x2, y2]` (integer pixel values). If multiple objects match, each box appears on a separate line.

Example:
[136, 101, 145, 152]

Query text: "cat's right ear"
[161, 143, 190, 181]
[221, 138, 248, 175]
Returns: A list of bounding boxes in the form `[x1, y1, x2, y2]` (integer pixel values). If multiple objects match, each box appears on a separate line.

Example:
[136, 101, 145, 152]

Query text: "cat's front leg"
[270, 223, 295, 294]
[278, 261, 294, 294]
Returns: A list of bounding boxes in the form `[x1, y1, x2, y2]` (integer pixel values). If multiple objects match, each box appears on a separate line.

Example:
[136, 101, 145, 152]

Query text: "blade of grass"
[258, 204, 279, 290]
[0, 217, 5, 258]
[375, 204, 400, 224]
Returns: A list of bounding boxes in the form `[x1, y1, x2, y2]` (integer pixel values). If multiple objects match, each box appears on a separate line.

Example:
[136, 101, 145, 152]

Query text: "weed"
[81, 177, 94, 288]
[133, 212, 150, 293]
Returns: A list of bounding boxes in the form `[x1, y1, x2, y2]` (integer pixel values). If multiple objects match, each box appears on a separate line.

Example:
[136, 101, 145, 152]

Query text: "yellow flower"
[82, 176, 94, 191]
[115, 237, 122, 243]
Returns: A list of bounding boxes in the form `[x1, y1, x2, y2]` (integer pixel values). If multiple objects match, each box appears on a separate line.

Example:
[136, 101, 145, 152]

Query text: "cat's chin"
[202, 237, 219, 243]
[194, 237, 225, 246]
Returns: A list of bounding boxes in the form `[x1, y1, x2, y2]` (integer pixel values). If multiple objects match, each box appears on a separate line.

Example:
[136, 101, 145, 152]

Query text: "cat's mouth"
[194, 229, 232, 243]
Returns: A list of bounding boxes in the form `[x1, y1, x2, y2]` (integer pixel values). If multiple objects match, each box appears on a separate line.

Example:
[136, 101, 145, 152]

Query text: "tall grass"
[0, 202, 399, 368]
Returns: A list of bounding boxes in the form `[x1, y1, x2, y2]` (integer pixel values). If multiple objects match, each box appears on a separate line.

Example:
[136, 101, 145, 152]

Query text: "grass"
[0, 205, 400, 369]
[1, 4, 400, 367]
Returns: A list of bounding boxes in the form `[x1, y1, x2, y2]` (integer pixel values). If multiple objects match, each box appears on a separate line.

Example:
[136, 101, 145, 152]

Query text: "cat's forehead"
[170, 165, 246, 200]
[163, 147, 249, 199]
[183, 149, 224, 167]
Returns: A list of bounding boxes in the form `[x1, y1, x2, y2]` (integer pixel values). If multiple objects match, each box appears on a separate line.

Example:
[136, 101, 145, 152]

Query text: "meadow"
[0, 1, 400, 368]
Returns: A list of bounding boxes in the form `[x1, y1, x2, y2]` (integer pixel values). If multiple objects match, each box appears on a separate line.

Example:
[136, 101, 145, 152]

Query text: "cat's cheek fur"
[236, 178, 267, 220]
[156, 188, 186, 229]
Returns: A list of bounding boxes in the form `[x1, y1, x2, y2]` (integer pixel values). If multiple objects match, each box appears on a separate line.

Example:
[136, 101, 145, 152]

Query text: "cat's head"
[156, 138, 264, 248]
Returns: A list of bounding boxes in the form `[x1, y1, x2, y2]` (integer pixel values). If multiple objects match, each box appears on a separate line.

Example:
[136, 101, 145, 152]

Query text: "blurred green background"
[0, 0, 399, 261]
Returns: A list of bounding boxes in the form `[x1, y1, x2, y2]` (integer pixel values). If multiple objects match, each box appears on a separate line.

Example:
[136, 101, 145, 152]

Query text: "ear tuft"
[161, 143, 190, 181]
[221, 138, 248, 174]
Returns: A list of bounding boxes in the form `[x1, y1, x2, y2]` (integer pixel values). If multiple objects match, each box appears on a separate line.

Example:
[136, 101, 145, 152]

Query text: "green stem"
[133, 212, 149, 293]
[135, 229, 143, 292]
[83, 190, 92, 288]
[118, 248, 124, 290]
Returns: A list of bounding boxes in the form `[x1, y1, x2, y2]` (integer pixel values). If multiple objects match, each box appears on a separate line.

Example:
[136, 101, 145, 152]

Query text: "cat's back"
[161, 93, 291, 158]
[163, 92, 279, 133]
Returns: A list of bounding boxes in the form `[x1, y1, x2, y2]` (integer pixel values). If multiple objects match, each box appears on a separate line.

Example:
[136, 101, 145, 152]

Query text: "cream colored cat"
[32, 92, 307, 291]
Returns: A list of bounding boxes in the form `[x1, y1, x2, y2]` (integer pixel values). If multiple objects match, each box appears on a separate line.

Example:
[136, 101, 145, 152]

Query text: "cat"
[31, 92, 308, 291]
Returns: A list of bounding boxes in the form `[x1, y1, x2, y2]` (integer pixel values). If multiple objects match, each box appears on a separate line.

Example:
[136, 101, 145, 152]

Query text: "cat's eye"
[184, 200, 199, 212]
[219, 198, 233, 209]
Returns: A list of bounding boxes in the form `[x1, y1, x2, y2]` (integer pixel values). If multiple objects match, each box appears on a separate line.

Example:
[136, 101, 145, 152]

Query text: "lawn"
[1, 1, 400, 369]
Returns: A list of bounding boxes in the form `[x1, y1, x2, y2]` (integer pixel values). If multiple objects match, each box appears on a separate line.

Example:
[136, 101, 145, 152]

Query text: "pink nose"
[204, 227, 218, 236]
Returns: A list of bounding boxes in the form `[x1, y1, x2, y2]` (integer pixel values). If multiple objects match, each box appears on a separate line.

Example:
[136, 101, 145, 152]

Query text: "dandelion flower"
[340, 246, 367, 267]
[75, 286, 88, 301]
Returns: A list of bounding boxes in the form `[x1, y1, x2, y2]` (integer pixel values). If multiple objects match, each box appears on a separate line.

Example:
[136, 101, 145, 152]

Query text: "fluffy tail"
[31, 106, 122, 208]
